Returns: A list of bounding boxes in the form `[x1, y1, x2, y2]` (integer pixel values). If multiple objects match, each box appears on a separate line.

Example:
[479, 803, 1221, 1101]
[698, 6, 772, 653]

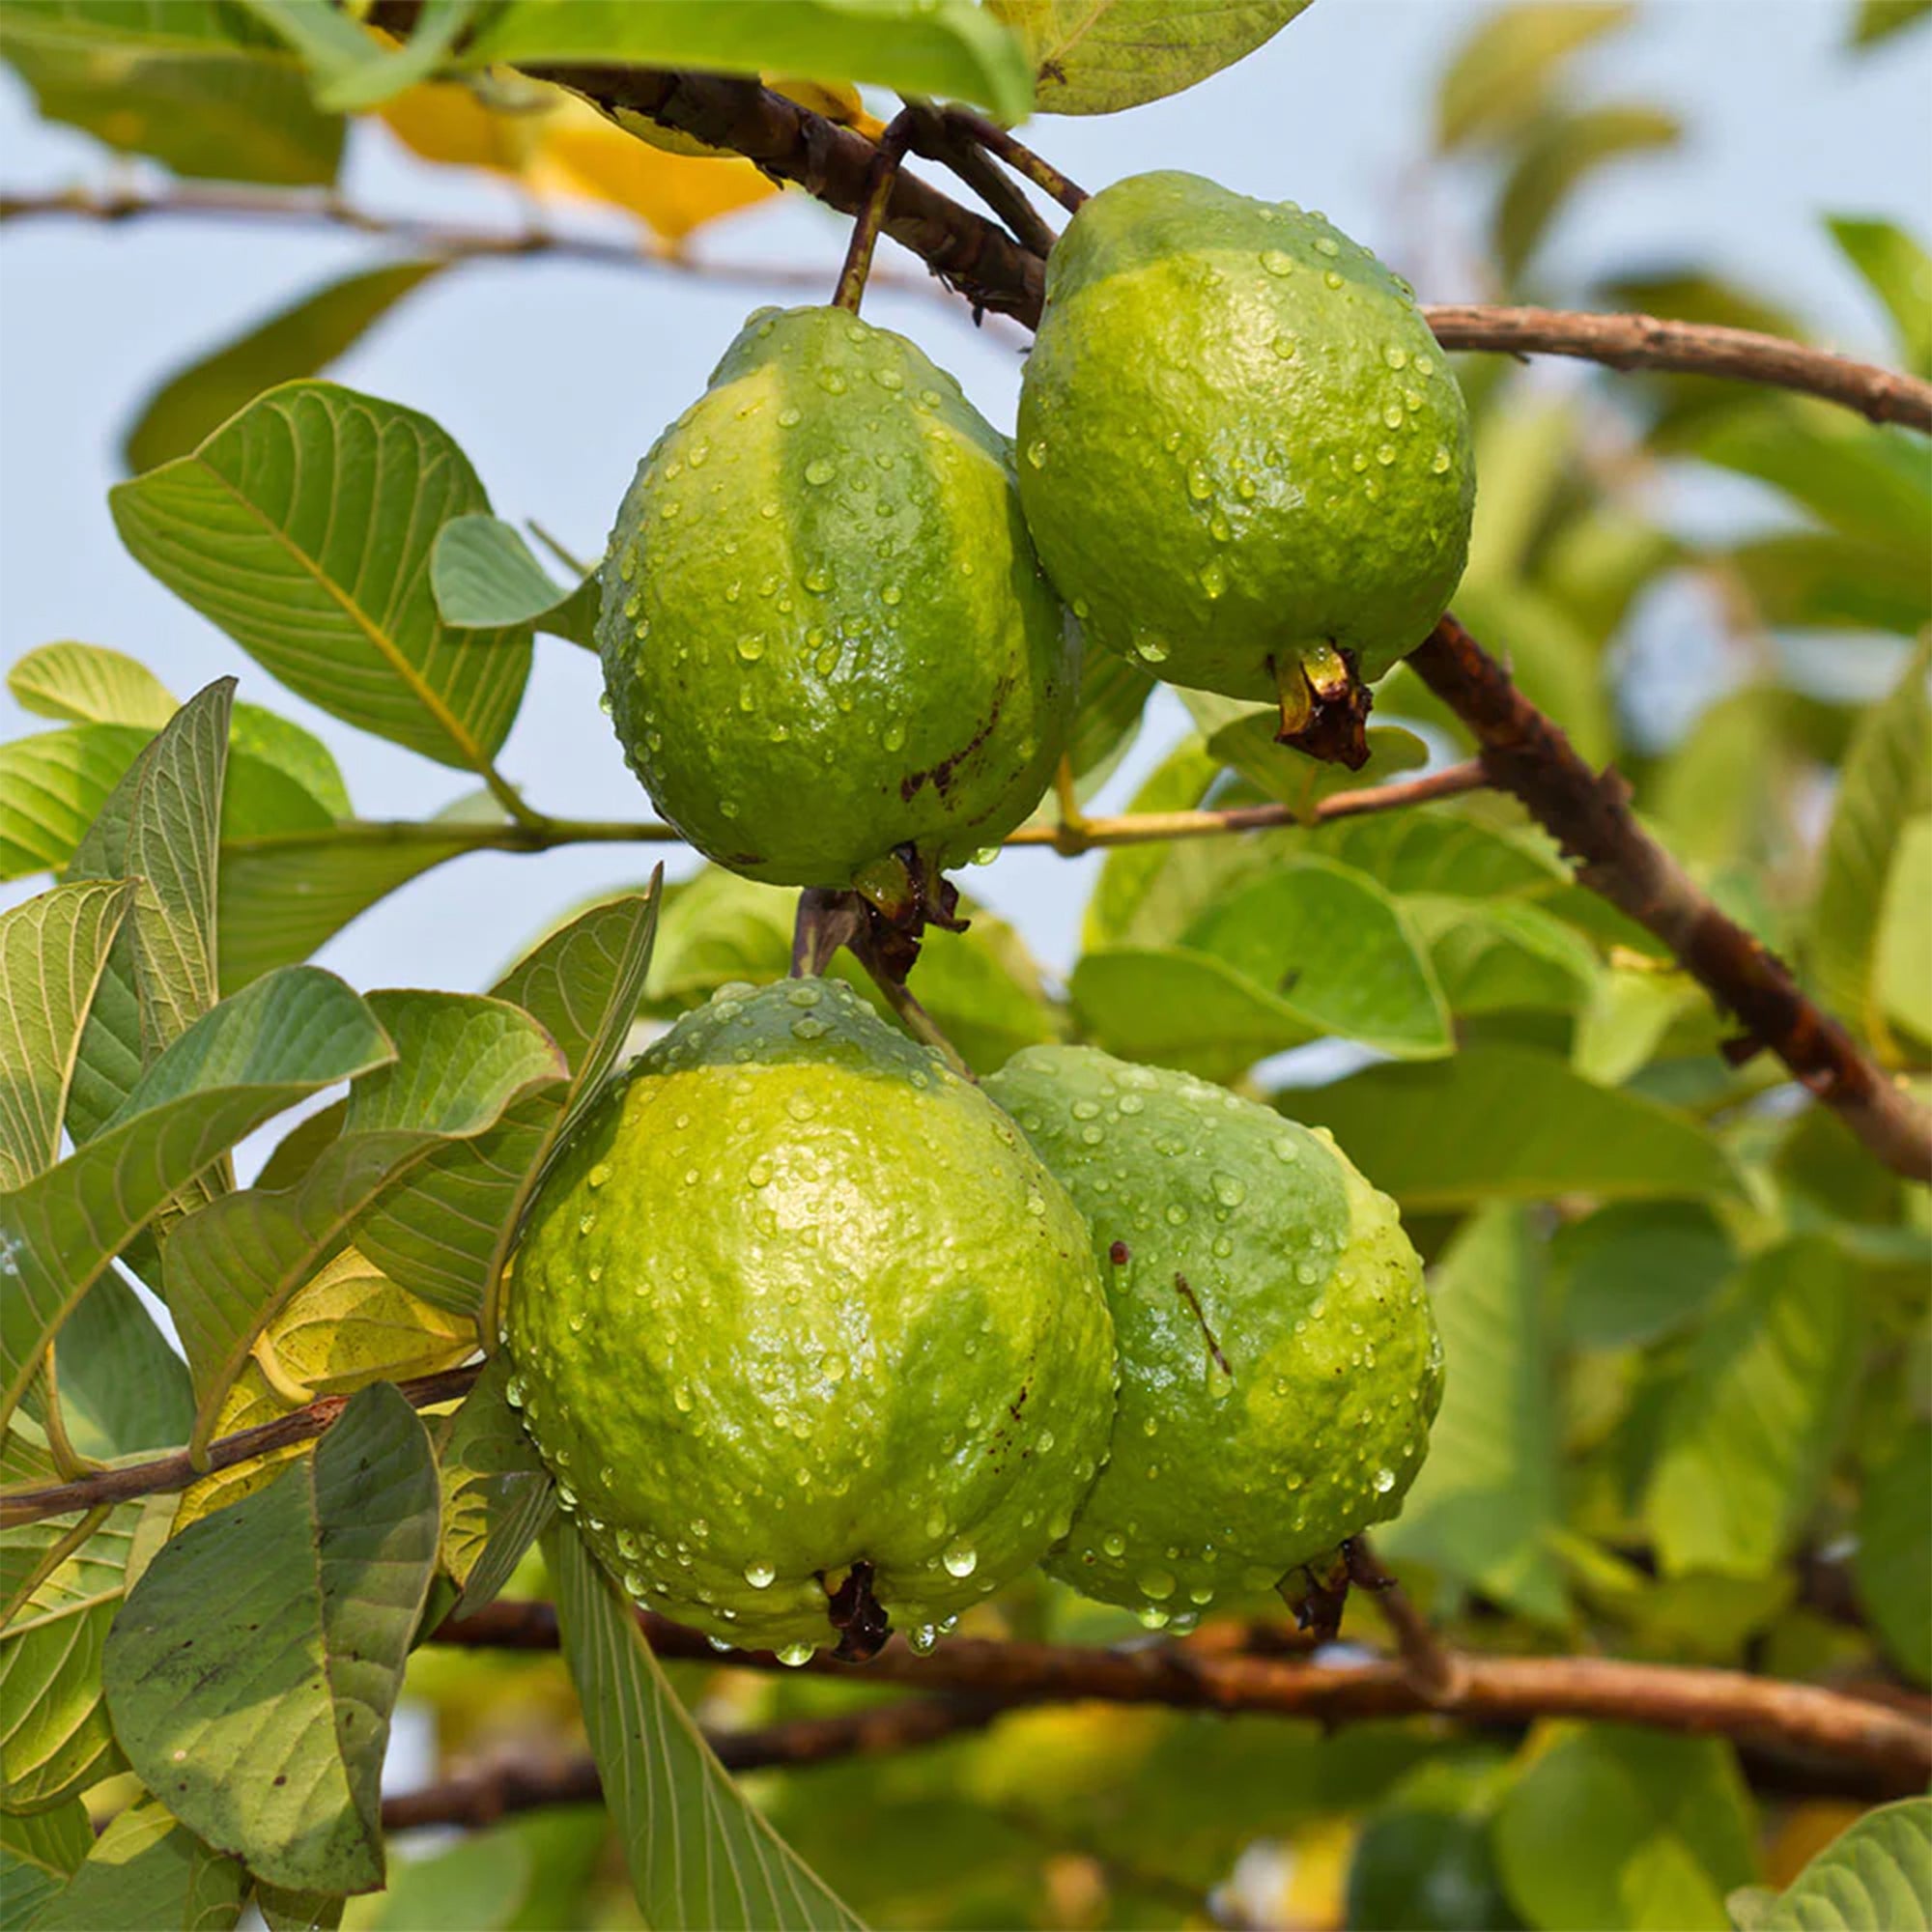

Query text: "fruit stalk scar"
[1271, 642, 1373, 771]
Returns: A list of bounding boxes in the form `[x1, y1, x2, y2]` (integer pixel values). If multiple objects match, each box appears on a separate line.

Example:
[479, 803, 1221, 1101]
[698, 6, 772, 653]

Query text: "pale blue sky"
[2, 0, 1927, 991]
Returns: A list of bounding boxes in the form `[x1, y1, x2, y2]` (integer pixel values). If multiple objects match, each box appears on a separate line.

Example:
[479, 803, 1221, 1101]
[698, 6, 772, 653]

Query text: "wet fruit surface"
[503, 979, 1114, 1655]
[987, 1043, 1442, 1625]
[600, 305, 1076, 889]
[1016, 171, 1474, 705]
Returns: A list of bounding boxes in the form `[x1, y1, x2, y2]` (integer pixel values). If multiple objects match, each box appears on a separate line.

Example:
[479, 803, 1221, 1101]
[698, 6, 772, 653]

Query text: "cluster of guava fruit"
[499, 170, 1463, 1660]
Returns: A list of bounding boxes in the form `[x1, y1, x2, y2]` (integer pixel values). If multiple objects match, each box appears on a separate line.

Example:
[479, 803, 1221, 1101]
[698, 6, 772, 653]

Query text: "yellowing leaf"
[534, 116, 778, 245]
[377, 77, 549, 174]
[767, 74, 883, 137]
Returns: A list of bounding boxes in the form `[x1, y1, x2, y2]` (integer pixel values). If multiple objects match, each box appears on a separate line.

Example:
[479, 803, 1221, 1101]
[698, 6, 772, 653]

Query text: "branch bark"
[433, 1598, 1932, 1798]
[0, 1364, 481, 1528]
[1410, 615, 1932, 1183]
[380, 1696, 1001, 1833]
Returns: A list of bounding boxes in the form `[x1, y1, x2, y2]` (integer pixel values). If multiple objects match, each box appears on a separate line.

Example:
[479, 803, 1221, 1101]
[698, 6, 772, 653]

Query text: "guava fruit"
[599, 305, 1077, 894]
[986, 1044, 1440, 1626]
[1015, 171, 1473, 762]
[501, 978, 1114, 1657]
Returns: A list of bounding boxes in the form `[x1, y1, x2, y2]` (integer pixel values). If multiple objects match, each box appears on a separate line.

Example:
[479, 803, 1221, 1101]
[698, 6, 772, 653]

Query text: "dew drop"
[942, 1541, 979, 1578]
[744, 1560, 776, 1589]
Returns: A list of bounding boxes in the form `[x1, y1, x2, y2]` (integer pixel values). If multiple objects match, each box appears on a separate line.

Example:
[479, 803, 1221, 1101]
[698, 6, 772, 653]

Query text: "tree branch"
[380, 1696, 1001, 1833]
[0, 1364, 481, 1528]
[1410, 614, 1932, 1183]
[433, 1599, 1932, 1798]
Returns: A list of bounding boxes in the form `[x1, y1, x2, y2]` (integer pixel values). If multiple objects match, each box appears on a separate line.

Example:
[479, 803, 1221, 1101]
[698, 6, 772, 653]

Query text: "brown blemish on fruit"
[1173, 1273, 1231, 1375]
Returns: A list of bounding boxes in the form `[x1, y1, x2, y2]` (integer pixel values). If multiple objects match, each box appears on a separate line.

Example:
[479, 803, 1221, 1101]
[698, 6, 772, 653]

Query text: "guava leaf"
[7, 642, 177, 730]
[1551, 1200, 1735, 1351]
[1853, 1422, 1932, 1685]
[0, 965, 392, 1430]
[1377, 1205, 1567, 1622]
[1493, 1726, 1755, 1931]
[1493, 103, 1679, 282]
[437, 1353, 554, 1613]
[469, 0, 1035, 125]
[0, 725, 152, 882]
[1071, 944, 1316, 1080]
[1643, 1236, 1864, 1579]
[125, 262, 446, 475]
[55, 1271, 195, 1460]
[19, 1800, 246, 1932]
[236, 0, 481, 110]
[431, 514, 596, 643]
[1435, 2, 1634, 151]
[1828, 215, 1932, 376]
[0, 880, 132, 1189]
[110, 382, 532, 774]
[1875, 814, 1932, 1048]
[0, 1799, 90, 1922]
[1284, 1044, 1740, 1210]
[1732, 1799, 1932, 1931]
[167, 989, 564, 1455]
[986, 0, 1311, 115]
[352, 884, 659, 1316]
[102, 1384, 440, 1894]
[1406, 895, 1599, 1015]
[549, 1522, 863, 1930]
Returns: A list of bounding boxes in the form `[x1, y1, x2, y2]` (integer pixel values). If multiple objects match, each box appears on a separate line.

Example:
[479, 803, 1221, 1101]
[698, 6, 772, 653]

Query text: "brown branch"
[831, 108, 917, 314]
[1423, 303, 1932, 434]
[904, 105, 1060, 259]
[1410, 614, 1932, 1182]
[433, 1599, 1932, 1797]
[380, 1696, 998, 1833]
[0, 1364, 481, 1529]
[940, 106, 1090, 215]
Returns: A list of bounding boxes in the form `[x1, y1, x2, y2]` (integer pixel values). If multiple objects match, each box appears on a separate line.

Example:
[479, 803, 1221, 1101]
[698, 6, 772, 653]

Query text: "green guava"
[598, 305, 1077, 892]
[501, 978, 1115, 1657]
[1015, 172, 1473, 757]
[985, 1044, 1440, 1627]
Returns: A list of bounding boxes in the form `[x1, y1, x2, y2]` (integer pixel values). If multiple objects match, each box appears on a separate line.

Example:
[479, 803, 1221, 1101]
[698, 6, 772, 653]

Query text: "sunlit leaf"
[1828, 215, 1932, 376]
[549, 1522, 862, 1930]
[469, 0, 1035, 124]
[103, 1384, 440, 1893]
[7, 642, 176, 730]
[1874, 813, 1932, 1048]
[1850, 0, 1932, 48]
[20, 1800, 245, 1932]
[438, 1353, 554, 1614]
[533, 114, 778, 246]
[985, 0, 1311, 115]
[0, 724, 152, 883]
[111, 381, 533, 774]
[1734, 1799, 1932, 1931]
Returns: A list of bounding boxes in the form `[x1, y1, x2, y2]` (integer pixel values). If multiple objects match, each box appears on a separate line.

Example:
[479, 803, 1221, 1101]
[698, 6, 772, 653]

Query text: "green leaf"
[1494, 104, 1680, 283]
[1853, 1422, 1931, 1685]
[1084, 739, 1224, 950]
[0, 881, 133, 1188]
[228, 702, 351, 822]
[1643, 1237, 1864, 1579]
[431, 514, 594, 641]
[8, 641, 177, 729]
[1200, 705, 1429, 817]
[549, 1522, 861, 1930]
[1875, 815, 1932, 1046]
[1739, 1798, 1932, 1930]
[1283, 1044, 1738, 1211]
[1493, 1726, 1755, 1931]
[1180, 858, 1453, 1058]
[1320, 810, 1569, 899]
[168, 988, 560, 1452]
[1728, 530, 1932, 636]
[1378, 1206, 1566, 1622]
[438, 1353, 554, 1614]
[111, 381, 532, 774]
[0, 1800, 89, 1922]
[1552, 1200, 1734, 1350]
[472, 0, 1032, 122]
[56, 1271, 195, 1458]
[216, 795, 501, 997]
[1851, 0, 1932, 48]
[353, 885, 659, 1315]
[357, 1809, 608, 1932]
[0, 964, 391, 1429]
[984, 0, 1310, 115]
[1809, 639, 1931, 1050]
[1828, 216, 1932, 376]
[1407, 895, 1598, 1016]
[0, 3, 342, 186]
[103, 1383, 440, 1894]
[1072, 944, 1314, 1080]
[0, 724, 152, 882]
[238, 0, 480, 110]
[1065, 649, 1154, 792]
[1435, 1, 1634, 150]
[125, 262, 446, 475]
[21, 1800, 245, 1932]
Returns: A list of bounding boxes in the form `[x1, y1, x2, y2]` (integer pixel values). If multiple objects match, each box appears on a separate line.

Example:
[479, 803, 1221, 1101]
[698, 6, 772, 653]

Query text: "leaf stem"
[831, 109, 918, 314]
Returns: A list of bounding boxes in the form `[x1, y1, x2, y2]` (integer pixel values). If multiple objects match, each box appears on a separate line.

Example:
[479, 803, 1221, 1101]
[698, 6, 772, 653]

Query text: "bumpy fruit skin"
[1015, 171, 1473, 700]
[502, 979, 1114, 1654]
[599, 305, 1076, 888]
[986, 1044, 1441, 1625]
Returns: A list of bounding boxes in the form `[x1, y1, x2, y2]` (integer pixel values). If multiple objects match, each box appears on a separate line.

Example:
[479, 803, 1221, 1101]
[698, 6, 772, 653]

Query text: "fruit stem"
[832, 108, 918, 314]
[942, 106, 1090, 215]
[1051, 753, 1092, 856]
[1271, 641, 1373, 771]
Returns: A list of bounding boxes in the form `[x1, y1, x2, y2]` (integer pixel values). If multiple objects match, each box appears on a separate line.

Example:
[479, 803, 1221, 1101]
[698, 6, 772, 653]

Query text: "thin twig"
[831, 110, 918, 313]
[1410, 614, 1932, 1182]
[904, 103, 1059, 258]
[434, 1598, 1932, 1797]
[1344, 1537, 1463, 1703]
[0, 1365, 481, 1528]
[381, 1696, 1000, 1833]
[941, 106, 1090, 215]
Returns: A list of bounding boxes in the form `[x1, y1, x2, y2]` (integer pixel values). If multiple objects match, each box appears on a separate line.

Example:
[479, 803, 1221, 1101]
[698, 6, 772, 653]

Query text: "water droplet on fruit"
[1199, 561, 1226, 600]
[804, 457, 835, 486]
[1260, 248, 1294, 275]
[942, 1541, 978, 1578]
[778, 1640, 814, 1666]
[1101, 1531, 1127, 1558]
[1025, 439, 1049, 469]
